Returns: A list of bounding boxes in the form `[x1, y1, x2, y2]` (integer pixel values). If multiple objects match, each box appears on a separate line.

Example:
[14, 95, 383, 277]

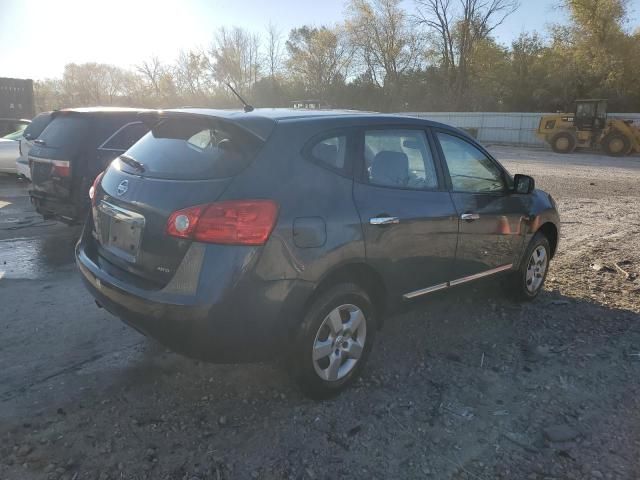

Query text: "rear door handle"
[461, 213, 480, 221]
[370, 216, 400, 226]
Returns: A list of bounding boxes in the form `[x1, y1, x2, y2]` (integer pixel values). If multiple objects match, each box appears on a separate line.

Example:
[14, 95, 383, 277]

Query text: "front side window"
[436, 132, 505, 193]
[365, 129, 438, 190]
[310, 135, 347, 170]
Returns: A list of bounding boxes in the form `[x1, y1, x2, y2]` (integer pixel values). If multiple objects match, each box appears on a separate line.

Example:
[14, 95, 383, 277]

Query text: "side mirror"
[513, 174, 535, 194]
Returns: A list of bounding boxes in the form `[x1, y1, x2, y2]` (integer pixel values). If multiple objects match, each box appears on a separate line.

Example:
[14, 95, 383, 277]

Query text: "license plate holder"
[96, 201, 145, 263]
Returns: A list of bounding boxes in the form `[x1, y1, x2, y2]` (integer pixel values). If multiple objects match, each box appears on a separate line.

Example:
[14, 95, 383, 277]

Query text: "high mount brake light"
[166, 200, 279, 245]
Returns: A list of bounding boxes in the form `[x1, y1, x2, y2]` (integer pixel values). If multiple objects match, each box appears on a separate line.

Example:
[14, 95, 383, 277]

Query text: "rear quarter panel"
[219, 120, 366, 284]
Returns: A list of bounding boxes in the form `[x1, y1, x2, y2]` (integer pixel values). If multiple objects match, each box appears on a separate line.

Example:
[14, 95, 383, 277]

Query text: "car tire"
[550, 132, 576, 154]
[508, 232, 551, 301]
[290, 283, 376, 399]
[602, 132, 631, 157]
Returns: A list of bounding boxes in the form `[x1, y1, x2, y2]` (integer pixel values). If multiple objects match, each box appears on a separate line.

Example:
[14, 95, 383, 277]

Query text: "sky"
[0, 0, 638, 80]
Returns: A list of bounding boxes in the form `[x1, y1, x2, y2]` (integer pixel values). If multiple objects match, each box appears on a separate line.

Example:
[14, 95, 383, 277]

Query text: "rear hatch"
[90, 113, 269, 287]
[29, 112, 89, 199]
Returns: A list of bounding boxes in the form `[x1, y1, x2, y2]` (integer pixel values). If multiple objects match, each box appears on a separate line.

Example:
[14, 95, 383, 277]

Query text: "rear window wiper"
[34, 139, 46, 146]
[119, 154, 145, 173]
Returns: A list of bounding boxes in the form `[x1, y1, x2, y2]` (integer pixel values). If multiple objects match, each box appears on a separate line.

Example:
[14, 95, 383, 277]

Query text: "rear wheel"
[507, 232, 551, 301]
[550, 132, 576, 154]
[290, 283, 376, 399]
[602, 133, 631, 157]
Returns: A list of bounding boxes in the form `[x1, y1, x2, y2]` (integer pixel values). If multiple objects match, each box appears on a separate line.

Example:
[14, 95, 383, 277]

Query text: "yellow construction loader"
[537, 99, 640, 156]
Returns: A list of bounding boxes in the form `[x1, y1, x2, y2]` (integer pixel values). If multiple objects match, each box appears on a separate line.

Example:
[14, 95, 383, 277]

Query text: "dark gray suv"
[76, 109, 560, 398]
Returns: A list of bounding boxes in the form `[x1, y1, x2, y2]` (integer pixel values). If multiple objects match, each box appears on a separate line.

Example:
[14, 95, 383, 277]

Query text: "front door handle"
[461, 213, 480, 221]
[370, 216, 400, 226]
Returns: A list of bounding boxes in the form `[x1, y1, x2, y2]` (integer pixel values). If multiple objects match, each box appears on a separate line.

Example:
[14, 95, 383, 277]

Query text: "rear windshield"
[37, 115, 89, 149]
[23, 113, 52, 140]
[119, 118, 262, 180]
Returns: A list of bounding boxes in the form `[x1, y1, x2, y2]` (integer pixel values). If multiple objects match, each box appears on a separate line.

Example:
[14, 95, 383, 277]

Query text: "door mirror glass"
[513, 174, 535, 194]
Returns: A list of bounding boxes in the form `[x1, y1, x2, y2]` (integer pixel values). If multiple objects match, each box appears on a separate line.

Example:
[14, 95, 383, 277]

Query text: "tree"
[208, 26, 262, 95]
[174, 49, 211, 101]
[286, 26, 352, 100]
[265, 22, 284, 79]
[346, 0, 423, 99]
[414, 0, 520, 109]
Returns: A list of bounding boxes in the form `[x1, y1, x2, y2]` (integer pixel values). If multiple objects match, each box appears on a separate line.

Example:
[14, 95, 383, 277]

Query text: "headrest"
[370, 150, 409, 187]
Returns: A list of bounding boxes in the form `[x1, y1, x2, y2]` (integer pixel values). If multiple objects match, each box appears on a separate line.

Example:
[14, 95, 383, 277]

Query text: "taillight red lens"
[166, 200, 279, 245]
[51, 160, 70, 177]
[89, 171, 105, 206]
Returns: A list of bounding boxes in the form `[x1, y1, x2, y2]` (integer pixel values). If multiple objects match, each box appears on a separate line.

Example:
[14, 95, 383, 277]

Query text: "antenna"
[225, 82, 254, 112]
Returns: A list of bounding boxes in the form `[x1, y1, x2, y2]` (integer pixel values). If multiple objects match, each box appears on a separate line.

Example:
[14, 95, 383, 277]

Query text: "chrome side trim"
[448, 264, 513, 287]
[402, 264, 513, 300]
[403, 283, 448, 300]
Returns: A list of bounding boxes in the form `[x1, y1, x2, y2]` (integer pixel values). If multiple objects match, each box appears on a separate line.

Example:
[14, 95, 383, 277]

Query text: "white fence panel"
[402, 112, 640, 147]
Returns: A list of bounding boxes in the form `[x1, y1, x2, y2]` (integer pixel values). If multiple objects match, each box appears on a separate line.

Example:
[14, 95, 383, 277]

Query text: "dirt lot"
[0, 146, 639, 480]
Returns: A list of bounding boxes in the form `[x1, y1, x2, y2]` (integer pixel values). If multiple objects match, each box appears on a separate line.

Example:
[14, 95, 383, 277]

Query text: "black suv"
[76, 109, 560, 398]
[29, 107, 150, 223]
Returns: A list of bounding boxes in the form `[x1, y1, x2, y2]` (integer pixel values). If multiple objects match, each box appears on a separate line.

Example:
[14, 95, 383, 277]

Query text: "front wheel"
[508, 232, 551, 301]
[602, 133, 631, 157]
[290, 283, 376, 399]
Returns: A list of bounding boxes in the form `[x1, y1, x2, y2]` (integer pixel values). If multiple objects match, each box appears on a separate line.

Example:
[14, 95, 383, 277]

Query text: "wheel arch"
[538, 222, 558, 258]
[302, 262, 388, 329]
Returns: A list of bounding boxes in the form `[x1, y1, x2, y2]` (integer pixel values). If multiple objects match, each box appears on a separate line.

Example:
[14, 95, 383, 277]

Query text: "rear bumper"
[76, 229, 312, 363]
[29, 190, 81, 223]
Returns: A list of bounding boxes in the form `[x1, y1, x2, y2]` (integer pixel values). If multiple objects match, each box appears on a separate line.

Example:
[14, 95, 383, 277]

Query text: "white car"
[16, 112, 53, 180]
[0, 138, 20, 174]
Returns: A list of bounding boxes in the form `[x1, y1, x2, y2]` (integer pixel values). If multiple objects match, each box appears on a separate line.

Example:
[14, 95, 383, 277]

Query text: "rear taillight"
[51, 160, 70, 177]
[89, 171, 105, 206]
[166, 200, 279, 245]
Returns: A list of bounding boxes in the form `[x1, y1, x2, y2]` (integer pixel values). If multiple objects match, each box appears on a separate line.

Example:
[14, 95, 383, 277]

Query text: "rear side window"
[99, 122, 149, 151]
[23, 113, 52, 140]
[310, 135, 347, 170]
[365, 129, 438, 190]
[37, 115, 89, 149]
[119, 118, 262, 180]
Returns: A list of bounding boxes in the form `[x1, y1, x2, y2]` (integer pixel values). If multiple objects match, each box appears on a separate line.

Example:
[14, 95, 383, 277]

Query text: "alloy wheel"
[312, 304, 367, 382]
[525, 245, 548, 293]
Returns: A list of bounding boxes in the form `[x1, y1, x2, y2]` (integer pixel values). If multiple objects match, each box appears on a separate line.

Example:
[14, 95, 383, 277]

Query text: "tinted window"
[437, 132, 505, 193]
[99, 122, 149, 151]
[23, 113, 52, 140]
[365, 129, 438, 190]
[120, 118, 262, 180]
[37, 115, 89, 149]
[311, 135, 347, 170]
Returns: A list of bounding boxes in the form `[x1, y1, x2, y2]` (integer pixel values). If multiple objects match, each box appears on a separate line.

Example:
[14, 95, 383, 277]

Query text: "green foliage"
[33, 0, 640, 114]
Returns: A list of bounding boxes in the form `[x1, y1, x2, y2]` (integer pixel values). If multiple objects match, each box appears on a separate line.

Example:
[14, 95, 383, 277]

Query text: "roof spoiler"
[137, 110, 271, 142]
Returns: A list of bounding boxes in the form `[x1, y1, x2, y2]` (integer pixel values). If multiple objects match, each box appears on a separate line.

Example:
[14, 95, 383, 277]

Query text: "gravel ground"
[0, 146, 639, 480]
